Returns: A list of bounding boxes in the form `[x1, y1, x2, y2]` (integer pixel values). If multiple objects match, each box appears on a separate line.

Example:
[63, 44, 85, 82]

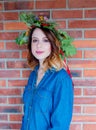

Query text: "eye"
[43, 38, 49, 42]
[32, 39, 38, 43]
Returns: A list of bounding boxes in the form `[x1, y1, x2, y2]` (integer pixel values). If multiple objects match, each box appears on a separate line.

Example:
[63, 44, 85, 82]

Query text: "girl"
[21, 26, 73, 130]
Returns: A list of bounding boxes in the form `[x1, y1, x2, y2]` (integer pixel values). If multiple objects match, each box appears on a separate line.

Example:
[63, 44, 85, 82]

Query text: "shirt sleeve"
[48, 72, 74, 130]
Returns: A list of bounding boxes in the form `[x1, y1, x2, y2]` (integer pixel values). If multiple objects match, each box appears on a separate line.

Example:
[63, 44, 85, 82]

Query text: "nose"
[36, 40, 42, 48]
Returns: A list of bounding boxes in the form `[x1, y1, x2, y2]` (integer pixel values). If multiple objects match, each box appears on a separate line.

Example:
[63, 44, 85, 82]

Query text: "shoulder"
[53, 68, 73, 98]
[54, 68, 73, 88]
[50, 67, 72, 81]
[56, 68, 70, 79]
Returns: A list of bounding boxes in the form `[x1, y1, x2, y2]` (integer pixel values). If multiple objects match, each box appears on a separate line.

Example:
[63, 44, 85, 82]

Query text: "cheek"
[31, 44, 35, 55]
[47, 45, 51, 54]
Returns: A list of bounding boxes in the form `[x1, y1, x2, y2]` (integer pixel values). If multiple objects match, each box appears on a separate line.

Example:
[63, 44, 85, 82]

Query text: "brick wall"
[0, 0, 96, 130]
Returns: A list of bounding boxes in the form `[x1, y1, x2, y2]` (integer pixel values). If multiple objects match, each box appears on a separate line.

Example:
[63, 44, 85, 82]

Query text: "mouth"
[36, 51, 44, 54]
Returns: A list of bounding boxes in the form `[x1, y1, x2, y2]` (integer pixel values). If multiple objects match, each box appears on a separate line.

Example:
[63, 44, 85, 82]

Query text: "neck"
[39, 59, 44, 69]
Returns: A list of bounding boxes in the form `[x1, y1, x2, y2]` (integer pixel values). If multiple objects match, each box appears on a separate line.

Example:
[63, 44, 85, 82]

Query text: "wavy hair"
[27, 27, 64, 71]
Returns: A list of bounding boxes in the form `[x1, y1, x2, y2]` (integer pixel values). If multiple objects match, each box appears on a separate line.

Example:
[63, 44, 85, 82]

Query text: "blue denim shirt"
[21, 66, 74, 130]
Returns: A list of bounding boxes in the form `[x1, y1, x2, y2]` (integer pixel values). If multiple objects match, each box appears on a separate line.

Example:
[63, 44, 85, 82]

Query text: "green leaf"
[15, 32, 28, 45]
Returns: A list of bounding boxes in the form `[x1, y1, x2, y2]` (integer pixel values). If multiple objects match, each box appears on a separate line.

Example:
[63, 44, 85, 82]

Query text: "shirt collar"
[34, 65, 56, 74]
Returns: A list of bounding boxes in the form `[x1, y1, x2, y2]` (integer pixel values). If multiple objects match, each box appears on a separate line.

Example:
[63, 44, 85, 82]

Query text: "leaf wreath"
[15, 13, 77, 59]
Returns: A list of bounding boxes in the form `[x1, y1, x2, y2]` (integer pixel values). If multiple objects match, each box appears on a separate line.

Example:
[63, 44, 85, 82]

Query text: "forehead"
[32, 28, 46, 38]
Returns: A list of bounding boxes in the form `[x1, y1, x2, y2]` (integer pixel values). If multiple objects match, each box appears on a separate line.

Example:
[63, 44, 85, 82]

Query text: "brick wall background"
[0, 0, 96, 130]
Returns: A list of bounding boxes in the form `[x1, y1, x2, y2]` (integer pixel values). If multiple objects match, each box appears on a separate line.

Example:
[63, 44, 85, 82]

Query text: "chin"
[35, 55, 48, 60]
[35, 56, 45, 60]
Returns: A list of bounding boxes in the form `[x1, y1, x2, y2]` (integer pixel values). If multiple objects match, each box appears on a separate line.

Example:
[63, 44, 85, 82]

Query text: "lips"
[36, 51, 44, 54]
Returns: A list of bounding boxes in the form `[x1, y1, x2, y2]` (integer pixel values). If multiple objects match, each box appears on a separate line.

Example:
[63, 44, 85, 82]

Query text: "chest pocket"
[33, 88, 52, 113]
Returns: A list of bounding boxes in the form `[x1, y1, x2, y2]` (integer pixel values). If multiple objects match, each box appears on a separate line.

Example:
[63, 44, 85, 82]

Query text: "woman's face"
[31, 28, 51, 63]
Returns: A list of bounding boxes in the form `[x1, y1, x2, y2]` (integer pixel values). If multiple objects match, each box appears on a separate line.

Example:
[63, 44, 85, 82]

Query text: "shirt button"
[27, 118, 29, 121]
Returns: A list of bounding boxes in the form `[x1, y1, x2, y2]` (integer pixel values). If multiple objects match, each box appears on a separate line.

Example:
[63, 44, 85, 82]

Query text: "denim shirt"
[21, 66, 74, 130]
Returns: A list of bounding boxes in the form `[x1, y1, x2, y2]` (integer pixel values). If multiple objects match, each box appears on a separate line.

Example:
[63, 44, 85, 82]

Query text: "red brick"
[84, 30, 96, 38]
[0, 61, 5, 69]
[67, 30, 82, 38]
[36, 0, 66, 9]
[0, 32, 18, 40]
[0, 13, 3, 21]
[22, 50, 28, 58]
[9, 114, 22, 121]
[34, 11, 50, 17]
[0, 22, 3, 30]
[0, 88, 21, 96]
[4, 1, 34, 10]
[71, 70, 82, 77]
[0, 106, 22, 113]
[0, 70, 20, 78]
[73, 40, 96, 48]
[74, 97, 96, 104]
[8, 97, 22, 104]
[85, 10, 96, 18]
[73, 115, 96, 122]
[0, 123, 21, 129]
[22, 70, 31, 78]
[84, 88, 96, 96]
[84, 124, 96, 130]
[7, 61, 28, 68]
[69, 0, 96, 8]
[52, 10, 82, 19]
[56, 21, 66, 29]
[0, 12, 18, 20]
[83, 106, 96, 114]
[70, 124, 81, 130]
[0, 52, 19, 58]
[8, 80, 27, 87]
[4, 22, 27, 30]
[73, 106, 81, 113]
[0, 2, 3, 10]
[84, 69, 96, 77]
[0, 42, 4, 50]
[73, 79, 96, 86]
[74, 88, 81, 95]
[6, 42, 26, 50]
[69, 60, 96, 69]
[72, 50, 82, 58]
[0, 115, 8, 121]
[84, 50, 96, 58]
[0, 97, 7, 104]
[0, 80, 6, 87]
[69, 20, 96, 28]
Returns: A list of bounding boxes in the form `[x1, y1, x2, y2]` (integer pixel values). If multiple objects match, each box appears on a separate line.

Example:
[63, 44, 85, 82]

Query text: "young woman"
[21, 26, 74, 130]
[15, 13, 76, 130]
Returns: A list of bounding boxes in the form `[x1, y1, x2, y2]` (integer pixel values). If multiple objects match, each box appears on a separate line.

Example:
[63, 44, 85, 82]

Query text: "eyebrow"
[32, 36, 37, 38]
